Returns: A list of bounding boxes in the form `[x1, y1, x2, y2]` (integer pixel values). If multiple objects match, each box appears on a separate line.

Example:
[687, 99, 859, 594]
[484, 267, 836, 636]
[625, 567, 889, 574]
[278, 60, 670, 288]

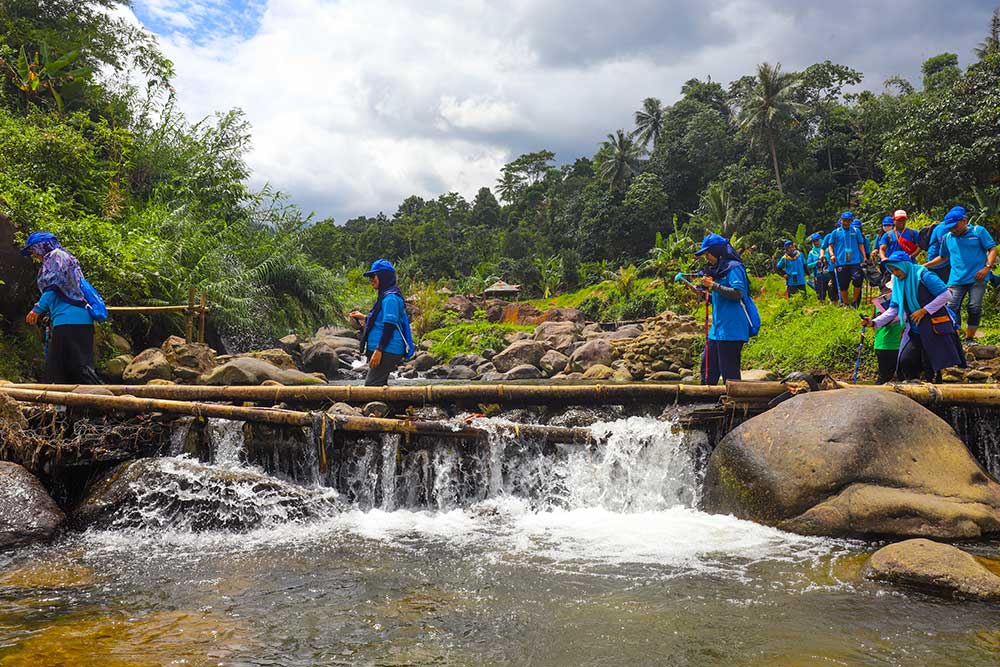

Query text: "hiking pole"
[674, 273, 711, 383]
[831, 261, 842, 304]
[852, 301, 879, 384]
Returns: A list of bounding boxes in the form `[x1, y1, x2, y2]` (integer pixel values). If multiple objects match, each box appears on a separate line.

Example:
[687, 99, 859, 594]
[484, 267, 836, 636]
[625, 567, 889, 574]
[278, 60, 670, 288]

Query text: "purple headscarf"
[27, 234, 87, 306]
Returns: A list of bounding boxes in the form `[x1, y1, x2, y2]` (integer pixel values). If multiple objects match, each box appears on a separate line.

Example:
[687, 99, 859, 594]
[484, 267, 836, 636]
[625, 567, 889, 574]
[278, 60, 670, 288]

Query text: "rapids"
[1, 415, 999, 666]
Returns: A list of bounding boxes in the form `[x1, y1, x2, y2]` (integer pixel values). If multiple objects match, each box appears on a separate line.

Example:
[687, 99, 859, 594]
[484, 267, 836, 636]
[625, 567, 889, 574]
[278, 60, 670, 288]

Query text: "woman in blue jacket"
[350, 259, 414, 386]
[776, 239, 806, 296]
[695, 234, 760, 385]
[20, 231, 102, 384]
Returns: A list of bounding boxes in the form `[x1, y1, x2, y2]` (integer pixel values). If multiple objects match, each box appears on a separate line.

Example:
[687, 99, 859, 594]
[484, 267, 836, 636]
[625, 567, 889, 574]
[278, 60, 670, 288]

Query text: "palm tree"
[632, 97, 664, 151]
[974, 7, 1000, 59]
[598, 129, 643, 192]
[691, 182, 750, 236]
[495, 169, 521, 204]
[736, 62, 803, 194]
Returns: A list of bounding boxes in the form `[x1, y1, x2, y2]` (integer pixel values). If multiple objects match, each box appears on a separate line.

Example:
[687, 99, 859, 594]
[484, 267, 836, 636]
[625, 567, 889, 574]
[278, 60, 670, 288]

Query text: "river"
[1, 416, 998, 666]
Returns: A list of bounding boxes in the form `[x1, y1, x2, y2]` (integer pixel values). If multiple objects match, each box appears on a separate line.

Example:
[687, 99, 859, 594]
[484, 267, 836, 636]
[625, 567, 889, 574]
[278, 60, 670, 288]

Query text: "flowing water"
[1, 416, 999, 666]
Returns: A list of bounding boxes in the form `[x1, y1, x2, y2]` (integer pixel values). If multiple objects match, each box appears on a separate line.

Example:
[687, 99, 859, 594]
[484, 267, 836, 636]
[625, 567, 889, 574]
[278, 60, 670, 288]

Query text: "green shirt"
[874, 321, 903, 350]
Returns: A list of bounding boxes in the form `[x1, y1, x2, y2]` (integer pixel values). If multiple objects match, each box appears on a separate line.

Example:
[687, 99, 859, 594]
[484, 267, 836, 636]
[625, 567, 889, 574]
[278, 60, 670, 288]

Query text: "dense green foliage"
[0, 0, 342, 352]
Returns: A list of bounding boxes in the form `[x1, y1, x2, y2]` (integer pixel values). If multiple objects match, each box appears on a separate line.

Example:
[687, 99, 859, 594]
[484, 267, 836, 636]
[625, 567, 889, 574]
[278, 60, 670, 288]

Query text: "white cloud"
[126, 0, 996, 221]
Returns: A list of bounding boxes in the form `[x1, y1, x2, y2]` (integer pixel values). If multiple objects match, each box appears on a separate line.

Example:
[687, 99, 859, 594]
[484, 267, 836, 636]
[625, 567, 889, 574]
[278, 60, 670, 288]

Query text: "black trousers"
[46, 324, 102, 384]
[814, 274, 835, 302]
[701, 339, 744, 386]
[364, 351, 404, 386]
[787, 284, 806, 296]
[875, 348, 898, 384]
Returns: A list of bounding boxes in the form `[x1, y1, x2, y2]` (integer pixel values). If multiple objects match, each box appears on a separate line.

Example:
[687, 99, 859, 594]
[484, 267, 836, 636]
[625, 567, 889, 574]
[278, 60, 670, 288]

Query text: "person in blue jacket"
[776, 240, 806, 296]
[20, 231, 102, 384]
[826, 211, 868, 307]
[806, 233, 833, 302]
[695, 234, 760, 385]
[852, 218, 872, 257]
[878, 209, 919, 261]
[863, 251, 965, 381]
[349, 259, 415, 386]
[925, 206, 998, 344]
[925, 217, 953, 283]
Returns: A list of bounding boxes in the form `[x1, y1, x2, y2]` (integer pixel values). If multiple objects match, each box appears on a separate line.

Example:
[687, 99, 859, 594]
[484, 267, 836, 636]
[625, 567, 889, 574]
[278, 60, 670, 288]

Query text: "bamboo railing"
[2, 382, 735, 406]
[107, 287, 209, 343]
[837, 381, 1000, 407]
[0, 387, 592, 443]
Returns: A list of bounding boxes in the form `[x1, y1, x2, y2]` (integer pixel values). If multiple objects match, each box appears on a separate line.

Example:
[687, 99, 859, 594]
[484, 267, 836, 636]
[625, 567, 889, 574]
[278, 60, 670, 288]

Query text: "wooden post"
[198, 291, 207, 344]
[185, 287, 195, 343]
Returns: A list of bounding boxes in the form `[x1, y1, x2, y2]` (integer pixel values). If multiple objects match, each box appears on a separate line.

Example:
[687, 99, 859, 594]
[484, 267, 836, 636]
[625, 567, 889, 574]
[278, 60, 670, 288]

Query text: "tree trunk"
[767, 125, 783, 193]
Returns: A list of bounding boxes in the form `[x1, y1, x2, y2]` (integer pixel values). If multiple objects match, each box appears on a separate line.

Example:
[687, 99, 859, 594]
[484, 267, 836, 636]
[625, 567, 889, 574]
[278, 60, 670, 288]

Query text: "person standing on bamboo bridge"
[695, 234, 761, 385]
[349, 259, 414, 386]
[20, 231, 103, 384]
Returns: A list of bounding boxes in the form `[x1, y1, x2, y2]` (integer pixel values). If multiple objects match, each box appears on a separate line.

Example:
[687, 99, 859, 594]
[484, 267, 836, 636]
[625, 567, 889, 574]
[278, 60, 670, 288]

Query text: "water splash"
[206, 418, 245, 468]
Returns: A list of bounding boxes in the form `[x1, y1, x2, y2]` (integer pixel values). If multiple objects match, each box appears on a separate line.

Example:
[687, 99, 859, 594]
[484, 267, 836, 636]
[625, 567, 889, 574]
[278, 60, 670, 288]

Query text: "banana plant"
[5, 43, 92, 111]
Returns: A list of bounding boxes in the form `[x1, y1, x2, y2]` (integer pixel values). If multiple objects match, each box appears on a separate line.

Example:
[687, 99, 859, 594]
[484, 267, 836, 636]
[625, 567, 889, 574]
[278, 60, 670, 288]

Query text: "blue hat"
[881, 216, 893, 227]
[880, 250, 913, 267]
[363, 258, 396, 277]
[840, 211, 853, 220]
[782, 239, 794, 247]
[809, 232, 822, 241]
[19, 231, 57, 256]
[941, 206, 967, 230]
[695, 233, 729, 256]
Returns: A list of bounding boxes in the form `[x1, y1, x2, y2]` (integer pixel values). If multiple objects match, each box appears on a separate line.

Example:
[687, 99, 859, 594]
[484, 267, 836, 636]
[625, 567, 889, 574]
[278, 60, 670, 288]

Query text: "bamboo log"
[198, 291, 207, 344]
[3, 382, 732, 406]
[724, 381, 790, 402]
[837, 381, 1000, 407]
[106, 305, 209, 313]
[186, 287, 195, 343]
[0, 387, 592, 443]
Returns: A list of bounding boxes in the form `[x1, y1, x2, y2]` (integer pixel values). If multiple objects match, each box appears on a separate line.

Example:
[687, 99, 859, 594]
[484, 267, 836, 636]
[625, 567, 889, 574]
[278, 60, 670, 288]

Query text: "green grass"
[422, 322, 533, 362]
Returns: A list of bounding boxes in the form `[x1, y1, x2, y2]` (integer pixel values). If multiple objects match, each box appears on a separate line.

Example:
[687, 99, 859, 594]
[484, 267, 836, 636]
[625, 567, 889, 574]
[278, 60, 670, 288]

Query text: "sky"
[126, 0, 999, 223]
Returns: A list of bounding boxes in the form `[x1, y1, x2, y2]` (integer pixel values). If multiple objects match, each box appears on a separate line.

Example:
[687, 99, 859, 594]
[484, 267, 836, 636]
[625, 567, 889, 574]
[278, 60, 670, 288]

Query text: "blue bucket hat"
[694, 233, 729, 256]
[880, 250, 914, 267]
[782, 239, 794, 247]
[940, 206, 967, 230]
[363, 258, 396, 277]
[840, 211, 853, 220]
[19, 231, 57, 256]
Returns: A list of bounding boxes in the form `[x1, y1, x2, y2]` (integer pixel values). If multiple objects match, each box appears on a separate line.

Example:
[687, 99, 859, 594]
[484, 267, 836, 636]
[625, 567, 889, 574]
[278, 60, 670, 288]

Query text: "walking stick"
[831, 261, 842, 304]
[852, 301, 878, 384]
[703, 288, 711, 383]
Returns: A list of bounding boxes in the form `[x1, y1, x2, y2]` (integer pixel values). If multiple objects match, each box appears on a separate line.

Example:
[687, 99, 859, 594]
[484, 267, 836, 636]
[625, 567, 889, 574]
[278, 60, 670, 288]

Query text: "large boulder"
[122, 348, 172, 384]
[314, 325, 358, 340]
[536, 307, 584, 323]
[299, 341, 341, 379]
[533, 321, 581, 355]
[72, 458, 339, 532]
[567, 339, 617, 372]
[539, 349, 570, 376]
[200, 358, 325, 386]
[492, 340, 546, 373]
[864, 539, 1000, 601]
[164, 342, 217, 376]
[0, 462, 64, 549]
[442, 295, 476, 319]
[703, 389, 1000, 539]
[103, 354, 133, 381]
[239, 348, 297, 370]
[504, 364, 543, 380]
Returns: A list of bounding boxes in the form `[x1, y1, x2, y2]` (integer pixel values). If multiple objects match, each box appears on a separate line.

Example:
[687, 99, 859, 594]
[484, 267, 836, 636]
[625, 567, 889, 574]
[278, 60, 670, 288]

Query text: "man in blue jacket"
[826, 211, 868, 307]
[926, 206, 998, 344]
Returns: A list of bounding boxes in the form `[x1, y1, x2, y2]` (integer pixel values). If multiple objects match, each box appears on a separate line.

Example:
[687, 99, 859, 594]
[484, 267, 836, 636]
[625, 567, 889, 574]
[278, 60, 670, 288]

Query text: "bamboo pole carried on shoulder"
[0, 387, 593, 443]
[3, 382, 733, 406]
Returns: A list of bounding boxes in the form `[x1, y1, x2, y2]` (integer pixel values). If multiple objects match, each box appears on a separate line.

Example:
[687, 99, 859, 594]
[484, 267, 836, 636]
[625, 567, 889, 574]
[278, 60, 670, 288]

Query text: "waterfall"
[949, 407, 1000, 479]
[206, 418, 245, 467]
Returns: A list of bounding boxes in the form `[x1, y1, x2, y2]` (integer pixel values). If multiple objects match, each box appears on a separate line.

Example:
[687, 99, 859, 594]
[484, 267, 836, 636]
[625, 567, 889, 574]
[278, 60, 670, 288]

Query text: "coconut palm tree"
[632, 97, 665, 151]
[598, 129, 643, 192]
[691, 181, 750, 237]
[736, 62, 803, 194]
[495, 168, 521, 204]
[974, 7, 1000, 59]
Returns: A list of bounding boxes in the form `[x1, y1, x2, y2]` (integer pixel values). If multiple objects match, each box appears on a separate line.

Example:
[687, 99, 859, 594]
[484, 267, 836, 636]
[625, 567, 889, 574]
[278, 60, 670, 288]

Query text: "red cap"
[893, 209, 908, 220]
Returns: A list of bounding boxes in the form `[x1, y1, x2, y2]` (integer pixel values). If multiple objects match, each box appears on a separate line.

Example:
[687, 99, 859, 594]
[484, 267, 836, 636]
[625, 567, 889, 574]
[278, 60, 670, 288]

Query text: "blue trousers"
[947, 280, 987, 329]
[701, 339, 744, 386]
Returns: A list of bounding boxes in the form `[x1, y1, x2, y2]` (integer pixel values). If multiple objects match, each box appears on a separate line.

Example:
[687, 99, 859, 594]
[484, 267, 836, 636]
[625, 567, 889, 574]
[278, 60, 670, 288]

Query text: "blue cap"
[881, 216, 893, 226]
[19, 231, 57, 256]
[809, 232, 822, 241]
[840, 211, 853, 220]
[941, 206, 967, 230]
[880, 250, 914, 267]
[363, 258, 396, 277]
[782, 239, 794, 247]
[695, 233, 728, 256]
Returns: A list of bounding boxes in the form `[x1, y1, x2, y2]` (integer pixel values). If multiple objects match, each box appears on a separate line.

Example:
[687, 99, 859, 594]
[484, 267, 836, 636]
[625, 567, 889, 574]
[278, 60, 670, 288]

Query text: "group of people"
[770, 206, 997, 384]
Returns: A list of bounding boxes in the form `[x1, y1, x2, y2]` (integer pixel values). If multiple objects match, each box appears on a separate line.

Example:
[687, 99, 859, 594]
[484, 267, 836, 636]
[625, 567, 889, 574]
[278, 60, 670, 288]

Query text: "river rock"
[122, 348, 172, 383]
[326, 402, 362, 416]
[0, 462, 65, 549]
[240, 348, 297, 370]
[533, 321, 581, 355]
[104, 354, 133, 381]
[863, 539, 1000, 601]
[449, 353, 485, 368]
[969, 344, 998, 361]
[160, 335, 187, 356]
[425, 365, 450, 379]
[314, 325, 358, 340]
[165, 342, 217, 377]
[300, 341, 341, 379]
[492, 340, 546, 373]
[442, 295, 476, 319]
[72, 458, 339, 532]
[568, 339, 617, 372]
[504, 363, 543, 380]
[702, 388, 1000, 539]
[582, 364, 615, 380]
[447, 365, 478, 380]
[536, 307, 584, 323]
[200, 358, 324, 386]
[539, 349, 570, 376]
[277, 334, 302, 355]
[408, 352, 437, 372]
[362, 401, 390, 418]
[740, 369, 778, 382]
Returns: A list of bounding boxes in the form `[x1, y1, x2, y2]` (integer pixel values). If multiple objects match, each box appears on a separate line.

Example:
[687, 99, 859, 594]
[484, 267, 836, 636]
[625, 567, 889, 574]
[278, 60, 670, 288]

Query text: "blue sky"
[127, 0, 1000, 223]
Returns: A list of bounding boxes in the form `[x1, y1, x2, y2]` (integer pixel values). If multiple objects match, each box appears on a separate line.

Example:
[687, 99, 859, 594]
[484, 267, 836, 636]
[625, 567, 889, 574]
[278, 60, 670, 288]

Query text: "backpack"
[80, 277, 108, 323]
[917, 223, 938, 252]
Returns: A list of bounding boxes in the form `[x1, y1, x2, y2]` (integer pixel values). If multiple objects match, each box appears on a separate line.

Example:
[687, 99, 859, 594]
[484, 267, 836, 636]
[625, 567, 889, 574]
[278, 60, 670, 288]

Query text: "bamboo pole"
[0, 387, 592, 443]
[198, 291, 207, 344]
[185, 287, 195, 343]
[106, 305, 208, 313]
[3, 382, 733, 406]
[837, 381, 1000, 408]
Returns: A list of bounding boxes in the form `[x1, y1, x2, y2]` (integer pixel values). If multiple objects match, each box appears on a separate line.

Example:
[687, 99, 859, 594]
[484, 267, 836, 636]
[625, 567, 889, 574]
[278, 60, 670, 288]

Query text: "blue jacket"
[827, 226, 866, 266]
[32, 289, 93, 327]
[365, 292, 410, 356]
[879, 228, 919, 257]
[940, 225, 997, 286]
[710, 264, 756, 342]
[927, 223, 951, 269]
[776, 253, 806, 286]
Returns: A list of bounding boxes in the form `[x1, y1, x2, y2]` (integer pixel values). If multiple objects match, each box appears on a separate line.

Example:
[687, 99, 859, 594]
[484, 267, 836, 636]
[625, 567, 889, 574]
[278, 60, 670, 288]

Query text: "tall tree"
[598, 129, 642, 192]
[736, 62, 803, 193]
[495, 167, 522, 204]
[975, 7, 1000, 59]
[921, 53, 960, 92]
[632, 97, 664, 150]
